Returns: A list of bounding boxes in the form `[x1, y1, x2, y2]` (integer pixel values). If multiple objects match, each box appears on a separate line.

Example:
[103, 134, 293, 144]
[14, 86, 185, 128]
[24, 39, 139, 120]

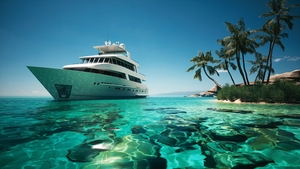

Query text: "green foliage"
[217, 80, 300, 103]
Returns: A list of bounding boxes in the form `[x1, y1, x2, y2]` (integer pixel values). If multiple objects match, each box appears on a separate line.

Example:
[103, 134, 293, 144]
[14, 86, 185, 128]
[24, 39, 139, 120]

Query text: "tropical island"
[187, 0, 300, 104]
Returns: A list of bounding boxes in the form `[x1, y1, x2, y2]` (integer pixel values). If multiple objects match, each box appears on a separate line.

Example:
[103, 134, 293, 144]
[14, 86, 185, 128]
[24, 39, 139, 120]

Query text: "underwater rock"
[151, 135, 178, 147]
[247, 128, 300, 151]
[164, 110, 187, 114]
[276, 114, 300, 120]
[113, 135, 161, 160]
[198, 141, 217, 168]
[162, 115, 184, 121]
[146, 157, 168, 169]
[144, 107, 177, 111]
[144, 107, 187, 114]
[67, 139, 114, 162]
[243, 121, 284, 128]
[264, 149, 300, 166]
[90, 134, 162, 168]
[207, 108, 253, 114]
[206, 141, 242, 153]
[167, 124, 198, 133]
[86, 157, 167, 169]
[67, 143, 103, 162]
[214, 152, 273, 168]
[247, 135, 275, 151]
[131, 125, 147, 134]
[210, 132, 248, 142]
[276, 140, 300, 151]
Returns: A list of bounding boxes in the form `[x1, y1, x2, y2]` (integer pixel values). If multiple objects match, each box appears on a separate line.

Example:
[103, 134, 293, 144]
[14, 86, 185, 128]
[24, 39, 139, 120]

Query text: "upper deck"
[93, 44, 126, 53]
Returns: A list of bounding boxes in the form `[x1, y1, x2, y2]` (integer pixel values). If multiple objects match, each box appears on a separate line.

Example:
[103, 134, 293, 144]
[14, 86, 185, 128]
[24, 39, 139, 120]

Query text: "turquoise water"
[0, 97, 300, 169]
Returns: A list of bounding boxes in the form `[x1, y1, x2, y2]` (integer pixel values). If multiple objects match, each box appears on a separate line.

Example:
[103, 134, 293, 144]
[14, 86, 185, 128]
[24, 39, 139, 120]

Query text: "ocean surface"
[0, 96, 300, 169]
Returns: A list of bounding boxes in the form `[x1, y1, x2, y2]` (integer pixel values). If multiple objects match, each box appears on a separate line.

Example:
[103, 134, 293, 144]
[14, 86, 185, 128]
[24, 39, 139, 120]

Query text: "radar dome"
[119, 43, 125, 50]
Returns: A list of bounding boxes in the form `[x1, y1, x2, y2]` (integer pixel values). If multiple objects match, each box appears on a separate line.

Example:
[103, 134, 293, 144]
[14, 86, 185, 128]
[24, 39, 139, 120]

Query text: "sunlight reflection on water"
[0, 97, 300, 168]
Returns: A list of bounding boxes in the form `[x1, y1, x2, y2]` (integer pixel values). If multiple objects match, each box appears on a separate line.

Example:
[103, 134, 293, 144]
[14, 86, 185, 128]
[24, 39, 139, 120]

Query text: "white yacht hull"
[27, 66, 148, 100]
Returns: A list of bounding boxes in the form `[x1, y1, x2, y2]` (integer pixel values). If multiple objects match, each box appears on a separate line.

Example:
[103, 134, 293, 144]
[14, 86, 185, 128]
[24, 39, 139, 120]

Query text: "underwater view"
[0, 97, 300, 169]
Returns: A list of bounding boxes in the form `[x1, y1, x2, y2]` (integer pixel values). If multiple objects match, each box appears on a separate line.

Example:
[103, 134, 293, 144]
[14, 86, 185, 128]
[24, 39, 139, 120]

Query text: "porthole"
[94, 82, 96, 85]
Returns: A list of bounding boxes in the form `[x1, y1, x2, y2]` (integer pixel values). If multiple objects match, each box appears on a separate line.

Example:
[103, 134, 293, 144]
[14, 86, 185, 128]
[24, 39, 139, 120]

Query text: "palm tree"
[259, 0, 300, 84]
[247, 52, 273, 83]
[215, 48, 237, 85]
[219, 18, 257, 85]
[187, 50, 222, 89]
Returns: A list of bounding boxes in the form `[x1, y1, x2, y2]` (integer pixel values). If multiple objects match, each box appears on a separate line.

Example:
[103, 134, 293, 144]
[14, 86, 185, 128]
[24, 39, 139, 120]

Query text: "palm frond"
[275, 39, 285, 51]
[206, 65, 219, 76]
[187, 64, 197, 72]
[229, 62, 237, 70]
[194, 68, 202, 81]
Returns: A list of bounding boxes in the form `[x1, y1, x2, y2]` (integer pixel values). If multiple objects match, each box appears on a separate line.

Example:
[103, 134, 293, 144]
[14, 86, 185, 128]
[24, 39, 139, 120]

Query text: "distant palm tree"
[215, 48, 237, 85]
[187, 50, 222, 89]
[258, 0, 300, 84]
[247, 52, 273, 83]
[238, 19, 259, 85]
[219, 18, 256, 85]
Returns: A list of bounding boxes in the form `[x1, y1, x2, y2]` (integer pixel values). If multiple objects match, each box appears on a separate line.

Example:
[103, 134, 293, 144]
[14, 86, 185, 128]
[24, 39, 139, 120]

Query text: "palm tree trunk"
[226, 58, 236, 85]
[262, 41, 272, 83]
[202, 66, 222, 88]
[262, 41, 275, 84]
[266, 48, 274, 84]
[236, 51, 247, 85]
[242, 53, 250, 85]
[254, 71, 260, 84]
[227, 69, 236, 85]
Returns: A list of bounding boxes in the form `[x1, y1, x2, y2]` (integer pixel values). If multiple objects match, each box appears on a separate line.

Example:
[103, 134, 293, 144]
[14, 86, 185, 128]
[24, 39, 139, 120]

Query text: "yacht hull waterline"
[27, 42, 148, 100]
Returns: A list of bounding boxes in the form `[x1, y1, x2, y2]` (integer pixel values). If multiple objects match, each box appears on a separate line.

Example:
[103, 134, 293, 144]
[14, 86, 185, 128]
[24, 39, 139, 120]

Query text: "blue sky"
[0, 0, 299, 96]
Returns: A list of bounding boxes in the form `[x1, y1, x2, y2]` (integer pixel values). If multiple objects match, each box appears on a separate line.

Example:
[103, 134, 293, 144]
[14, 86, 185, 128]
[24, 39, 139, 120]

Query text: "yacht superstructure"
[27, 41, 148, 100]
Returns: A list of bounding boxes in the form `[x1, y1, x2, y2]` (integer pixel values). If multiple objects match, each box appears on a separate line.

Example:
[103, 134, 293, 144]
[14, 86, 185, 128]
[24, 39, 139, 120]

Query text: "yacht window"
[129, 66, 134, 71]
[83, 59, 88, 64]
[94, 58, 99, 63]
[104, 58, 109, 63]
[89, 58, 94, 63]
[112, 59, 117, 64]
[99, 58, 104, 63]
[128, 75, 141, 83]
[117, 60, 121, 65]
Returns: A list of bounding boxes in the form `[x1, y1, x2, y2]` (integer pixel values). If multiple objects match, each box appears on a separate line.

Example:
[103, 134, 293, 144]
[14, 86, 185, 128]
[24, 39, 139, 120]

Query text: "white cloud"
[274, 56, 300, 62]
[287, 57, 300, 62]
[274, 58, 281, 62]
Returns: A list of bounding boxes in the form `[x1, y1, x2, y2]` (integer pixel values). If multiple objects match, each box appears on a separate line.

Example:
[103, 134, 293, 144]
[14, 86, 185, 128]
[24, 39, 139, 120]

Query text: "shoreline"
[217, 99, 266, 104]
[214, 99, 299, 105]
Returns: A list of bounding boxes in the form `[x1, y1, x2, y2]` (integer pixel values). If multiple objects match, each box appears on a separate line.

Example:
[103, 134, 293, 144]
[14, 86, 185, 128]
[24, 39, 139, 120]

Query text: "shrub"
[217, 81, 300, 103]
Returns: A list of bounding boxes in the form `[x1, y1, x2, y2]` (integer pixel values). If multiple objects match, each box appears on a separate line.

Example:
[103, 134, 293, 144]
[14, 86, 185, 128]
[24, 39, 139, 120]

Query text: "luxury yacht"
[27, 41, 148, 100]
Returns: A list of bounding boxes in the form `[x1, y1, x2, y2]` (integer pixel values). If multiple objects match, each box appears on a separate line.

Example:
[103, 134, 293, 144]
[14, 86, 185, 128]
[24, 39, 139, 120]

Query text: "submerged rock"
[214, 152, 273, 168]
[67, 139, 115, 162]
[90, 134, 162, 168]
[207, 108, 253, 114]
